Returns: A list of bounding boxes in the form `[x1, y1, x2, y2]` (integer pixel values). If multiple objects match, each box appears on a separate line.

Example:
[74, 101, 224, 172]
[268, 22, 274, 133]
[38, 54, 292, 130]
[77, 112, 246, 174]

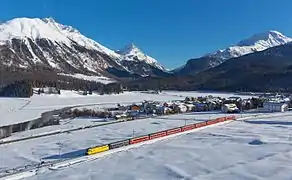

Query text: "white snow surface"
[0, 112, 227, 170]
[23, 115, 292, 180]
[206, 30, 292, 63]
[0, 18, 70, 44]
[160, 90, 256, 99]
[58, 73, 115, 84]
[0, 91, 250, 127]
[0, 91, 178, 126]
[117, 43, 165, 70]
[0, 17, 120, 59]
[0, 17, 165, 73]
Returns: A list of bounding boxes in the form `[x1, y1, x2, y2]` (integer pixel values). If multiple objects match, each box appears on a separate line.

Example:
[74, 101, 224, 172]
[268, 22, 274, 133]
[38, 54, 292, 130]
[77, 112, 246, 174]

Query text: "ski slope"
[24, 115, 292, 180]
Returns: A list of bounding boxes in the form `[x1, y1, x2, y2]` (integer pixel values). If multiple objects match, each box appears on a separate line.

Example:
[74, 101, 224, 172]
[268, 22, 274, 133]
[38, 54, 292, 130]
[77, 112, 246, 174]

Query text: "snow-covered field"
[58, 73, 116, 84]
[0, 91, 178, 126]
[0, 91, 255, 126]
[161, 91, 256, 99]
[0, 112, 229, 170]
[24, 115, 292, 180]
[1, 91, 292, 180]
[1, 117, 108, 142]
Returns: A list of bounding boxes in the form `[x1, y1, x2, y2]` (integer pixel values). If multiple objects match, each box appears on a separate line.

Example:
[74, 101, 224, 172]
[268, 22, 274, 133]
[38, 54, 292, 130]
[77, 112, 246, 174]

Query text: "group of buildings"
[260, 94, 291, 112]
[112, 94, 292, 119]
[68, 93, 292, 120]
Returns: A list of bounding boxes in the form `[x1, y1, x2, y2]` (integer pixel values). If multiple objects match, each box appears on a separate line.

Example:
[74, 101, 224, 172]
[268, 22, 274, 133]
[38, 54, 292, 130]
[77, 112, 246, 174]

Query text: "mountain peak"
[0, 17, 168, 78]
[0, 17, 121, 59]
[237, 30, 291, 47]
[42, 17, 56, 23]
[127, 42, 137, 49]
[116, 43, 165, 71]
[0, 17, 71, 44]
[117, 42, 140, 55]
[205, 30, 292, 61]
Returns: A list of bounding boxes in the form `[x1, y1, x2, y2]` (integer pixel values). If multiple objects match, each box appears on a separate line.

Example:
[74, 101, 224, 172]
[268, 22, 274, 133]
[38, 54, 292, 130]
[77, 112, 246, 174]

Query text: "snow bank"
[58, 73, 115, 84]
[0, 170, 36, 180]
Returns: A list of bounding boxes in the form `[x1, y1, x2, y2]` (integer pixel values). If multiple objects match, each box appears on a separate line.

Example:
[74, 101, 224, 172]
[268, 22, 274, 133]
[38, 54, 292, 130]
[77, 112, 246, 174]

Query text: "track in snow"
[2, 112, 292, 180]
[0, 120, 233, 180]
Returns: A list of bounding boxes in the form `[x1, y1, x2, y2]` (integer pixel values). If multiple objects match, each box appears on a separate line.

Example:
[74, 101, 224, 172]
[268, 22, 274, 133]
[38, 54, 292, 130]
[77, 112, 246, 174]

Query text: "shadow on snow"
[244, 120, 292, 126]
[43, 148, 88, 160]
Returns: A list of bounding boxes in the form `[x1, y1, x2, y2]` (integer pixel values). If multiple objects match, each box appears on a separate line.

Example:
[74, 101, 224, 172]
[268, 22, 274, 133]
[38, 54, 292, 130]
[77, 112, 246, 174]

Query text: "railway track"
[0, 118, 234, 180]
[0, 111, 203, 145]
[2, 110, 290, 145]
[0, 116, 147, 145]
[1, 100, 183, 145]
[2, 112, 291, 179]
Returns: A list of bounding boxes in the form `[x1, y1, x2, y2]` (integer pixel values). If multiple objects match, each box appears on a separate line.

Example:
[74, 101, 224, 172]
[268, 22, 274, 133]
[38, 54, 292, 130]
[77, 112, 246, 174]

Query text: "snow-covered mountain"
[174, 30, 292, 75]
[116, 43, 165, 71]
[114, 43, 167, 77]
[0, 17, 125, 76]
[206, 30, 292, 66]
[0, 17, 166, 80]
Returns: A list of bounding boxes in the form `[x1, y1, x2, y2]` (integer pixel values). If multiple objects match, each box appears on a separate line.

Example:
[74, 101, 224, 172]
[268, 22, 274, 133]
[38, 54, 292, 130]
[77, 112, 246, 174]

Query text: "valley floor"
[0, 91, 285, 180]
[25, 115, 292, 180]
[0, 90, 253, 126]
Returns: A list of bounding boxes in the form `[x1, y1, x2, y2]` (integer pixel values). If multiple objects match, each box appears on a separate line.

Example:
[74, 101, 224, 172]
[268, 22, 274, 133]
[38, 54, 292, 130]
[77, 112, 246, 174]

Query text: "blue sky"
[1, 0, 292, 69]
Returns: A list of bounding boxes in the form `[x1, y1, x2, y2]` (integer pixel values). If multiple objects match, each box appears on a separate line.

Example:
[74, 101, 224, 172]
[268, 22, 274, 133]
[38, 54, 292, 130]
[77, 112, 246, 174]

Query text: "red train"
[86, 116, 236, 155]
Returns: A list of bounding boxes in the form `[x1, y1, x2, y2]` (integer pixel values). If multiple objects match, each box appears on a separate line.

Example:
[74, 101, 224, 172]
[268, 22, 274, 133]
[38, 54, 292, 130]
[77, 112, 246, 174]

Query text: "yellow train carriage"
[86, 145, 110, 155]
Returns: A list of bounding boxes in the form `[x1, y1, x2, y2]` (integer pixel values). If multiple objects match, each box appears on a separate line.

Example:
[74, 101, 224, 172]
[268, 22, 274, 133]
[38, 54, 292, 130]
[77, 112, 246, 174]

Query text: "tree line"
[0, 75, 123, 97]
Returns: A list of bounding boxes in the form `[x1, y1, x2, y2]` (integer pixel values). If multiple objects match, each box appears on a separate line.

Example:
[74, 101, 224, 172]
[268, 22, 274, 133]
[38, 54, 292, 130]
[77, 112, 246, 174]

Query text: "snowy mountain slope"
[174, 30, 292, 75]
[116, 43, 165, 71]
[207, 30, 292, 62]
[0, 17, 166, 80]
[42, 18, 121, 59]
[0, 17, 129, 79]
[0, 17, 120, 60]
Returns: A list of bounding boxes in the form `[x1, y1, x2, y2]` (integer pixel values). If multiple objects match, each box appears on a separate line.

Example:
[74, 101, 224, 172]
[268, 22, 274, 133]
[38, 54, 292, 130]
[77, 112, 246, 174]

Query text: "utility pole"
[1, 64, 3, 88]
[56, 142, 62, 159]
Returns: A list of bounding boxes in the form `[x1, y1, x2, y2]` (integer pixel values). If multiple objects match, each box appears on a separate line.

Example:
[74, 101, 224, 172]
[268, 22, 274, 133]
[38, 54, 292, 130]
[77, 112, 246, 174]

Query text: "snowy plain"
[0, 112, 230, 170]
[24, 115, 292, 180]
[0, 91, 254, 126]
[0, 91, 177, 126]
[58, 73, 116, 84]
[0, 90, 265, 179]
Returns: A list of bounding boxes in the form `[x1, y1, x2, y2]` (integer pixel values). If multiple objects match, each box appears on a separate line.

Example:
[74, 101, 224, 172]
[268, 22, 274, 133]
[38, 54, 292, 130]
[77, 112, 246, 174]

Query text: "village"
[68, 93, 292, 121]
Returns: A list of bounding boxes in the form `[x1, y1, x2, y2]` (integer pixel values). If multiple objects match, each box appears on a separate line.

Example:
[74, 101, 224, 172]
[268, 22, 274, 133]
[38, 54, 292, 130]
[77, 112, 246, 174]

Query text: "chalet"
[130, 105, 140, 111]
[263, 102, 288, 112]
[177, 104, 188, 113]
[185, 104, 195, 112]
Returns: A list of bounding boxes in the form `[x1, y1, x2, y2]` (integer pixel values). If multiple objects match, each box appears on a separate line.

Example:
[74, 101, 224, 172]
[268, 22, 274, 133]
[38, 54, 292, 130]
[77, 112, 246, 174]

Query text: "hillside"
[0, 17, 166, 83]
[174, 31, 292, 75]
[125, 43, 292, 92]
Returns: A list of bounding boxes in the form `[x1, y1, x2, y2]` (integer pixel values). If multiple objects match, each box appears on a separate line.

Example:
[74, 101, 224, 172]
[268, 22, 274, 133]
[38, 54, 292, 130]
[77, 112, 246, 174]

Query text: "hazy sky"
[1, 0, 292, 68]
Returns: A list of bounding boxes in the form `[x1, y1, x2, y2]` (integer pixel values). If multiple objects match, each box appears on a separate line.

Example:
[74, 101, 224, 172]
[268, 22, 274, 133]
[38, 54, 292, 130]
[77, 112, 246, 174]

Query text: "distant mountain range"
[127, 42, 292, 92]
[1, 17, 292, 92]
[173, 30, 292, 75]
[0, 17, 167, 84]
